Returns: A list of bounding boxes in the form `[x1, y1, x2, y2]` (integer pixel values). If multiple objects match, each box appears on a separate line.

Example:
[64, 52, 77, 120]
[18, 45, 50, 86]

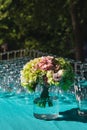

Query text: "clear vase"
[74, 78, 87, 116]
[33, 84, 59, 120]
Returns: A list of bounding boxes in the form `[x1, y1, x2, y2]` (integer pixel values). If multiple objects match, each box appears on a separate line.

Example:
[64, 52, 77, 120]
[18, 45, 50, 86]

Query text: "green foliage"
[0, 0, 86, 59]
[55, 57, 74, 90]
[0, 0, 12, 20]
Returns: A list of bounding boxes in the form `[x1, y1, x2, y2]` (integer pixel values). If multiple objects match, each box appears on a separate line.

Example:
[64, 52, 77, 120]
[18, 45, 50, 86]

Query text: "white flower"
[57, 69, 64, 77]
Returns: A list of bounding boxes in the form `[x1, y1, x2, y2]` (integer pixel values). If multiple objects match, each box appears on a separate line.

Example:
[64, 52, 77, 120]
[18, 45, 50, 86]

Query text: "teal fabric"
[80, 80, 87, 87]
[0, 94, 87, 130]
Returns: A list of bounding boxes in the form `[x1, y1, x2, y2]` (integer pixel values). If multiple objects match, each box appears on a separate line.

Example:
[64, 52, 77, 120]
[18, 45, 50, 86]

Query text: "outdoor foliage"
[0, 0, 87, 60]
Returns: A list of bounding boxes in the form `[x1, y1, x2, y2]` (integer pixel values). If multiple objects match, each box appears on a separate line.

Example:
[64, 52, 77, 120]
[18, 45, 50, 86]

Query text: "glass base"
[33, 96, 59, 120]
[78, 109, 87, 116]
[34, 113, 59, 120]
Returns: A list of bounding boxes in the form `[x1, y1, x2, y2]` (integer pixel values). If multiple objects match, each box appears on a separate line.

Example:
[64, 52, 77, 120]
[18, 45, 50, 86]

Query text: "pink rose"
[36, 56, 54, 71]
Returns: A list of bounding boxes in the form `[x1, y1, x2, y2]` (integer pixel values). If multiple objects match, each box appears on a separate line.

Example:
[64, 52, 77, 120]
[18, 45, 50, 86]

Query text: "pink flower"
[35, 56, 54, 71]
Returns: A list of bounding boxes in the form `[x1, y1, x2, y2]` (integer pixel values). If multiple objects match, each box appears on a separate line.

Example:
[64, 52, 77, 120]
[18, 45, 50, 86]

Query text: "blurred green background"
[0, 0, 87, 61]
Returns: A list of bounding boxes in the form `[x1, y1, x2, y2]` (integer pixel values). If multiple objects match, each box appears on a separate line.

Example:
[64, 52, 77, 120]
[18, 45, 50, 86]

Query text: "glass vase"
[74, 78, 87, 116]
[33, 84, 59, 120]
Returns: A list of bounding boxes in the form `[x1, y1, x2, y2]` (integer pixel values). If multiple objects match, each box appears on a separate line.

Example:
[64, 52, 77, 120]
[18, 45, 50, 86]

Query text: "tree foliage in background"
[0, 0, 12, 44]
[0, 0, 87, 61]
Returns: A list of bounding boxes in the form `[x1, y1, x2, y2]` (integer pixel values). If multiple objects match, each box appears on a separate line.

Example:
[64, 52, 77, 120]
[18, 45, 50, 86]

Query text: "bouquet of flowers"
[20, 56, 74, 92]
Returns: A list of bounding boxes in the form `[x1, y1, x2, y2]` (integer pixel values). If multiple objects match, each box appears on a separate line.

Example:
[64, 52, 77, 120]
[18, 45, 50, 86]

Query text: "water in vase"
[33, 96, 59, 120]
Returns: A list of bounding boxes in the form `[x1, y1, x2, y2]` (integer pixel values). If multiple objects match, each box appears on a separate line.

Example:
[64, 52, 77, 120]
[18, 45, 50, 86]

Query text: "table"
[0, 94, 87, 130]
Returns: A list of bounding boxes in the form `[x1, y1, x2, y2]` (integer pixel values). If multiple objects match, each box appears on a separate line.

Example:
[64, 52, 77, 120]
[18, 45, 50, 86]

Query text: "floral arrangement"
[20, 56, 74, 92]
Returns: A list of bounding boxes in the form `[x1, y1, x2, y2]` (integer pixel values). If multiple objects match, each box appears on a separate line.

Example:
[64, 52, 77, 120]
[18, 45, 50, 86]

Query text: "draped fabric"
[0, 96, 87, 130]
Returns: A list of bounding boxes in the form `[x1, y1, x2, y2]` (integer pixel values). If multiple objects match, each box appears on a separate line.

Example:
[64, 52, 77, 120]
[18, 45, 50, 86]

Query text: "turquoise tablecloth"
[0, 94, 87, 130]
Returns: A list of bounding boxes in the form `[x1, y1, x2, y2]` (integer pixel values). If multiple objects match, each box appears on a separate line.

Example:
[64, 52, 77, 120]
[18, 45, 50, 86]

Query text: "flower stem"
[40, 85, 49, 99]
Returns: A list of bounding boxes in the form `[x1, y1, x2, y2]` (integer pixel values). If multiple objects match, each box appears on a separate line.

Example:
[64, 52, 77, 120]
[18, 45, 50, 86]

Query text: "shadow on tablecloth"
[54, 108, 87, 123]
